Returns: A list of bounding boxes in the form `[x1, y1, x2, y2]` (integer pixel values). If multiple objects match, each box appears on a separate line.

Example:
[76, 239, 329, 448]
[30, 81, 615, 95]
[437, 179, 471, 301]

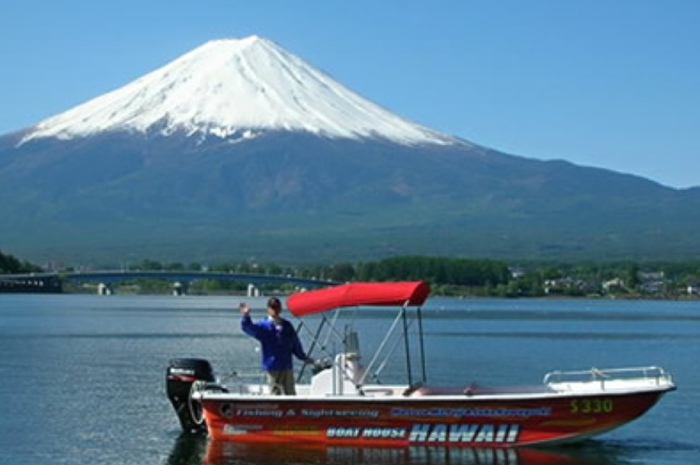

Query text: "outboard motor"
[166, 358, 218, 434]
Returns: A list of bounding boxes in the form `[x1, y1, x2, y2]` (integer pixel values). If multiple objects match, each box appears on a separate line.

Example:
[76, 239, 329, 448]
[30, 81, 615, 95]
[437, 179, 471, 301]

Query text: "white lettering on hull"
[409, 424, 520, 444]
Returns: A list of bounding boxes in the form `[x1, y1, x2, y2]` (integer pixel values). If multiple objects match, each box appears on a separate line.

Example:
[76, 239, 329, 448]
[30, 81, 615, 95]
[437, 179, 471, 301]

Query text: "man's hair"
[267, 297, 282, 313]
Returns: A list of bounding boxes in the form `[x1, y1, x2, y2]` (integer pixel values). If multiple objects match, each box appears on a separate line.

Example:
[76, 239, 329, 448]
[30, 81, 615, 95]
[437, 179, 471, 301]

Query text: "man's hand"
[239, 302, 250, 316]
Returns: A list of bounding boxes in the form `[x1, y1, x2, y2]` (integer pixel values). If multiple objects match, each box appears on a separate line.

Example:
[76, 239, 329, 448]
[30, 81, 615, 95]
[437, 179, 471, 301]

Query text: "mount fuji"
[1, 36, 699, 265]
[19, 36, 457, 146]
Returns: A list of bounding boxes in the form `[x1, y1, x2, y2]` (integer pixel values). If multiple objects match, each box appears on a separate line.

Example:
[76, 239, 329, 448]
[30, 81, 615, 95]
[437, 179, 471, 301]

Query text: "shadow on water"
[165, 434, 209, 465]
[166, 435, 658, 465]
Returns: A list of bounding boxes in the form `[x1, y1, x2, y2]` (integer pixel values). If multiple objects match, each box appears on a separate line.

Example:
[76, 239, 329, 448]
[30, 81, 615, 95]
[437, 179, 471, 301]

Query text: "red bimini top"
[287, 281, 430, 317]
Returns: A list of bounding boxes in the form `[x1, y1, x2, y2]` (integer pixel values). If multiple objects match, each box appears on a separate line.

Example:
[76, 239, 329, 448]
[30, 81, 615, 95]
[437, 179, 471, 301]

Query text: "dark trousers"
[266, 369, 296, 395]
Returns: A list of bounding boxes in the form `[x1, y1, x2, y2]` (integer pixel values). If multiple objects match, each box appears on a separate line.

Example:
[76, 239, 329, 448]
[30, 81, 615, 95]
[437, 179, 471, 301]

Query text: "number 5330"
[570, 398, 614, 414]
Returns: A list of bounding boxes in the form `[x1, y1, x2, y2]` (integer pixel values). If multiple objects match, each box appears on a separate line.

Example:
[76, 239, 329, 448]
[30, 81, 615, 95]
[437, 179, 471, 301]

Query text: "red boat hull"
[201, 389, 667, 447]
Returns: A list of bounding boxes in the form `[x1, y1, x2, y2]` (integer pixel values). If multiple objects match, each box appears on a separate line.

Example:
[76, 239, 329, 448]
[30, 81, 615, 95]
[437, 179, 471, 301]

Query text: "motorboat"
[166, 281, 675, 447]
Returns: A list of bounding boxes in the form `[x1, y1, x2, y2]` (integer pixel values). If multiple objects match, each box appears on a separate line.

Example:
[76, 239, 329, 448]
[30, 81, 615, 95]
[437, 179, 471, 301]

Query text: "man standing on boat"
[239, 297, 314, 395]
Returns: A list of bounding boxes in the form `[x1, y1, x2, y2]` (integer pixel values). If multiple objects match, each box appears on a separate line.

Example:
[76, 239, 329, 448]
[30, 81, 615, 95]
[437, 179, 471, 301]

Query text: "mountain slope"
[3, 129, 699, 264]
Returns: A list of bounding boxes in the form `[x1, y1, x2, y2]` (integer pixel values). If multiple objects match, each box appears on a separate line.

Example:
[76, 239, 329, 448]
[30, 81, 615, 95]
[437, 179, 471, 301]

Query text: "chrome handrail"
[543, 366, 673, 388]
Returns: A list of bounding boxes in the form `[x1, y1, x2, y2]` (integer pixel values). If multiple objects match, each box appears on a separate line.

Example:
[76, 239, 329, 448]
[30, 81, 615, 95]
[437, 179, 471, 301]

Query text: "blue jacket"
[241, 315, 309, 371]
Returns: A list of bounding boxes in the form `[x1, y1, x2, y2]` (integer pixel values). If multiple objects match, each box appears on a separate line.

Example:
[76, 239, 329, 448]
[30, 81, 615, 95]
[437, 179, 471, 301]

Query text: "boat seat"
[407, 384, 472, 396]
[360, 387, 396, 397]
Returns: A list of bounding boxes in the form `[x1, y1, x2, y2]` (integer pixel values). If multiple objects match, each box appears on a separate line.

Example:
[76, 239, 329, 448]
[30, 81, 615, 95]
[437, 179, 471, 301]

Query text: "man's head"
[267, 297, 282, 318]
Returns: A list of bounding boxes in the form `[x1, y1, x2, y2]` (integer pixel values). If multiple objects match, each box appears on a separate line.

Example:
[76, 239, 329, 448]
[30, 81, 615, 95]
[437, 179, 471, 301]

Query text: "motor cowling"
[166, 358, 216, 434]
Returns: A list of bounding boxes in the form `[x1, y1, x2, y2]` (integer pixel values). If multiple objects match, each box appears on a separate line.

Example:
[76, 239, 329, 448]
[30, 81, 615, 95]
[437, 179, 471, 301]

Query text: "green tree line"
[4, 247, 700, 297]
[0, 249, 41, 274]
[89, 255, 700, 297]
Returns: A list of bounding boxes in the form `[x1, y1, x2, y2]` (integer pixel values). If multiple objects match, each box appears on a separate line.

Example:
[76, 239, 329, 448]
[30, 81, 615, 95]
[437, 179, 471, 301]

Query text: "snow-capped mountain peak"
[21, 36, 458, 146]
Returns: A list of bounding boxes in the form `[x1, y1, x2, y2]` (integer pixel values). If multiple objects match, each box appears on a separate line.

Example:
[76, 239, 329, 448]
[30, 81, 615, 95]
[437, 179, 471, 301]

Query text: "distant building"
[602, 278, 625, 293]
[638, 271, 666, 294]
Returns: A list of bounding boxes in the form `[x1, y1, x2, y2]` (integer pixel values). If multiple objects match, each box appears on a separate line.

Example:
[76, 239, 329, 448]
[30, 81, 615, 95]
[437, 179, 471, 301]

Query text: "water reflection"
[180, 438, 634, 465]
[166, 434, 208, 465]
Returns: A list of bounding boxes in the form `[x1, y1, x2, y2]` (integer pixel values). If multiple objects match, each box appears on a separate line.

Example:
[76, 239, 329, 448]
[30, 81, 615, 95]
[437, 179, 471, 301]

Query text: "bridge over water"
[0, 270, 338, 295]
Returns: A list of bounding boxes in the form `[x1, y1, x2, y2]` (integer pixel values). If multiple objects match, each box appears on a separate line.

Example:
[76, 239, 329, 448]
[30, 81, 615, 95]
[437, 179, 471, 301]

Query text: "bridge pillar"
[172, 281, 188, 296]
[247, 283, 260, 297]
[97, 283, 112, 295]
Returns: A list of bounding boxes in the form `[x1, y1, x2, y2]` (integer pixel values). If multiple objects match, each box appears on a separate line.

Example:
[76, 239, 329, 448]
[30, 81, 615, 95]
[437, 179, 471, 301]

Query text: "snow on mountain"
[20, 35, 459, 146]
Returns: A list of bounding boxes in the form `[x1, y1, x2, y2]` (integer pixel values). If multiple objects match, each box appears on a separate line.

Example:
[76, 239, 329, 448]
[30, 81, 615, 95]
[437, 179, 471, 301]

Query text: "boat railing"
[543, 366, 673, 391]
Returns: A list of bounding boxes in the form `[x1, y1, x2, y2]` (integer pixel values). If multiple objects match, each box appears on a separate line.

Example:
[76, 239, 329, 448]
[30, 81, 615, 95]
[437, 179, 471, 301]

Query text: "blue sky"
[2, 0, 698, 188]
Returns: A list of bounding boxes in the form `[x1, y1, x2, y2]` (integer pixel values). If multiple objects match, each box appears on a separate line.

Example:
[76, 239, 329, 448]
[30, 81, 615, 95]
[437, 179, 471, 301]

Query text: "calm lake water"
[0, 294, 698, 465]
